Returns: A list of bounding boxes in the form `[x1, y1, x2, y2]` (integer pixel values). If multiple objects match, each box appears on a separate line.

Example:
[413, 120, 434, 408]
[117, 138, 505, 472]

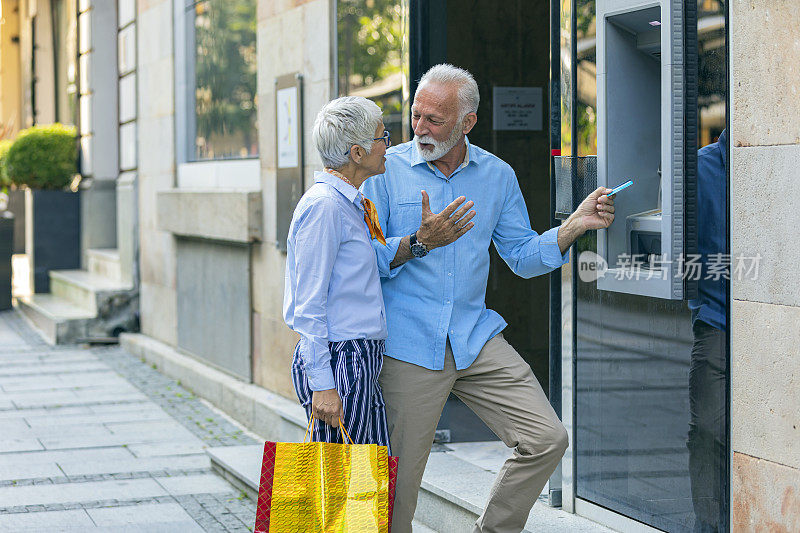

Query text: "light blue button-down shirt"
[283, 171, 388, 391]
[361, 139, 569, 371]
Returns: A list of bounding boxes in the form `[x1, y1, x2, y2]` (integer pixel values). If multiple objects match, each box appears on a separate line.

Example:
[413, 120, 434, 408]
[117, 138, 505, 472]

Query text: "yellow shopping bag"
[254, 416, 393, 532]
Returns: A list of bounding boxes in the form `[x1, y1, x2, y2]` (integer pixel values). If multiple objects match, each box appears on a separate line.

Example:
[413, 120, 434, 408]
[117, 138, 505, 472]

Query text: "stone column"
[78, 0, 119, 262]
[117, 0, 138, 287]
[136, 0, 177, 345]
[730, 1, 800, 530]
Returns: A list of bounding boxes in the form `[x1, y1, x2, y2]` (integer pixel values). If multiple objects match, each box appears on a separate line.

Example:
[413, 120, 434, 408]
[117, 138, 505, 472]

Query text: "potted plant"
[3, 124, 81, 293]
[0, 138, 14, 309]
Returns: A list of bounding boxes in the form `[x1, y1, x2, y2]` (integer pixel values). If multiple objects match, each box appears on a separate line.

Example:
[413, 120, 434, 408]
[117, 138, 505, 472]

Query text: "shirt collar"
[314, 170, 362, 206]
[718, 129, 728, 169]
[411, 136, 478, 171]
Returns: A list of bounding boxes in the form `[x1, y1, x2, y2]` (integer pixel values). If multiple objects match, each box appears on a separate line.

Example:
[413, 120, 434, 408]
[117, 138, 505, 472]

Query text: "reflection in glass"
[337, 0, 410, 144]
[53, 0, 78, 126]
[191, 0, 258, 160]
[560, 0, 573, 155]
[575, 0, 596, 156]
[572, 1, 727, 531]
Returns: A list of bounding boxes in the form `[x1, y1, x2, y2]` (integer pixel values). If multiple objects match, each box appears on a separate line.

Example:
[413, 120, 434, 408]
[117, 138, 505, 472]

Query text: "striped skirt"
[291, 339, 391, 452]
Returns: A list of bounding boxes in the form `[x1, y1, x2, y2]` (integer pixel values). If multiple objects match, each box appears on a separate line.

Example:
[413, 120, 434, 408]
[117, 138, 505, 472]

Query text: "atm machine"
[595, 0, 697, 299]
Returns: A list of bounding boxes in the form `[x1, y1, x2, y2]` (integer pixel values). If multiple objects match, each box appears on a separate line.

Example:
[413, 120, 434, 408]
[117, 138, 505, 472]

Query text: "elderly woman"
[283, 96, 392, 447]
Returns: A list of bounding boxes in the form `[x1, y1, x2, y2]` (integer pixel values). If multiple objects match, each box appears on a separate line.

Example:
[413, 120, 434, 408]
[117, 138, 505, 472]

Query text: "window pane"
[573, 1, 729, 531]
[337, 0, 410, 144]
[192, 0, 258, 160]
[53, 0, 78, 126]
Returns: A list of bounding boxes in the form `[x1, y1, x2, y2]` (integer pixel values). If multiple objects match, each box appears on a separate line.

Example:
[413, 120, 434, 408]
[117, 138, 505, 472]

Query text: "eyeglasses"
[344, 130, 391, 155]
[374, 130, 391, 147]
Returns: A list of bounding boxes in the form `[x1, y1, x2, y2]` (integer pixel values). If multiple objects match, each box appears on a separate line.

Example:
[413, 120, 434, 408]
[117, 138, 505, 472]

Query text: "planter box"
[7, 190, 26, 255]
[27, 189, 81, 293]
[0, 212, 13, 310]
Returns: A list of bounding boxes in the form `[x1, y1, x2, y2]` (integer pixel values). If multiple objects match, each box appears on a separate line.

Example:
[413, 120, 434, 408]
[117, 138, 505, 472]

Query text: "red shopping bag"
[254, 417, 398, 532]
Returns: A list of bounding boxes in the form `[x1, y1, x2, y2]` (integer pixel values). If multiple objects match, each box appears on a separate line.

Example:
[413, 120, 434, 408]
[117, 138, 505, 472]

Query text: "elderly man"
[362, 64, 614, 533]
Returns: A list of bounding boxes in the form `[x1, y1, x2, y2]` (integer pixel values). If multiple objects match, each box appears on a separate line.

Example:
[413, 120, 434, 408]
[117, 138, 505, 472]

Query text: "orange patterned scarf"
[325, 169, 387, 246]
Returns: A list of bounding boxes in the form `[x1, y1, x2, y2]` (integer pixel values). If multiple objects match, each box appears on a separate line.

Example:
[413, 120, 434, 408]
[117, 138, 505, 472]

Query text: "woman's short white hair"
[312, 96, 383, 169]
[417, 64, 480, 119]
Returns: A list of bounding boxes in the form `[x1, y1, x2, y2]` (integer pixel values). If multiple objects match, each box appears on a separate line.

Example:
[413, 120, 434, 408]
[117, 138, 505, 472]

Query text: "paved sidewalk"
[0, 310, 258, 532]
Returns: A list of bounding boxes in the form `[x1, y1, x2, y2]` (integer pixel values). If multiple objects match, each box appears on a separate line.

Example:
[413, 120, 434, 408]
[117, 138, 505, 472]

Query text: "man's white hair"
[416, 64, 480, 118]
[312, 96, 383, 169]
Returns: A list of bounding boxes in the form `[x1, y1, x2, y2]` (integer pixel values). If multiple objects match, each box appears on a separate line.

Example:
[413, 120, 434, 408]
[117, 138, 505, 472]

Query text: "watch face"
[411, 242, 428, 258]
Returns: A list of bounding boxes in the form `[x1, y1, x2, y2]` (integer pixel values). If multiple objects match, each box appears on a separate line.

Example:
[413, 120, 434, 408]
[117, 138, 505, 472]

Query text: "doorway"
[412, 0, 555, 442]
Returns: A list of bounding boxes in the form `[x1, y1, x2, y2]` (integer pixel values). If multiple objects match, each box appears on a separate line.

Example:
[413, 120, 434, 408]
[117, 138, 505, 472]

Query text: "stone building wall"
[730, 0, 800, 530]
[136, 0, 177, 345]
[251, 0, 333, 397]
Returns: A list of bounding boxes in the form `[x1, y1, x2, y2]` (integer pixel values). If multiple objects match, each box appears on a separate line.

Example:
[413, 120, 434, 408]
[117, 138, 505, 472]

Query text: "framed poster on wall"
[275, 73, 304, 252]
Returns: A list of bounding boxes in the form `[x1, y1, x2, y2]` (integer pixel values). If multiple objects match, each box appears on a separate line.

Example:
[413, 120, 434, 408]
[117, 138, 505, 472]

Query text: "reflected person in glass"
[283, 96, 392, 448]
[687, 129, 728, 533]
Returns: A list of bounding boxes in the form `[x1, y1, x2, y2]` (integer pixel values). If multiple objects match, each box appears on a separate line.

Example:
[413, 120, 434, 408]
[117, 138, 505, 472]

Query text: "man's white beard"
[414, 123, 463, 162]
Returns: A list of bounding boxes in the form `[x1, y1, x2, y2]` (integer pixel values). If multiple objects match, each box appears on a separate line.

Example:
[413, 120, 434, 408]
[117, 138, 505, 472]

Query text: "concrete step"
[15, 294, 95, 344]
[206, 444, 613, 533]
[86, 248, 122, 281]
[50, 269, 132, 314]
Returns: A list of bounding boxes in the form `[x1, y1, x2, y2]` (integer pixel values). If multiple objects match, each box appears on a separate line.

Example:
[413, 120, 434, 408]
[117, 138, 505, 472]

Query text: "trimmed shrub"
[0, 139, 12, 188]
[3, 124, 79, 190]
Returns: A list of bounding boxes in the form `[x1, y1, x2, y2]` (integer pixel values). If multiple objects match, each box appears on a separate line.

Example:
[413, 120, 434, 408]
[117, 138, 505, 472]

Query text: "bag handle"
[303, 414, 355, 445]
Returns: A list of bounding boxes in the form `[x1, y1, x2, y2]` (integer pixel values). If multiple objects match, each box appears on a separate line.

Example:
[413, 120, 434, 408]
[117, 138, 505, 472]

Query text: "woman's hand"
[312, 388, 343, 427]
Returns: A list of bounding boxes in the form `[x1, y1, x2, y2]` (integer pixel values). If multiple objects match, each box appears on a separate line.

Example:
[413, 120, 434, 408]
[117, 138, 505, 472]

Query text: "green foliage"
[0, 140, 12, 188]
[3, 124, 78, 190]
[193, 0, 257, 159]
[337, 0, 404, 94]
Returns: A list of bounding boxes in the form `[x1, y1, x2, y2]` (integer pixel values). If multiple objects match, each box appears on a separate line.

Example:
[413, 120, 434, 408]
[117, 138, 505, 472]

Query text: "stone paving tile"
[0, 438, 44, 453]
[23, 408, 170, 427]
[0, 362, 111, 377]
[89, 524, 206, 532]
[0, 373, 119, 391]
[1, 418, 30, 432]
[0, 312, 258, 531]
[57, 454, 210, 476]
[38, 428, 204, 450]
[0, 478, 170, 507]
[0, 405, 93, 420]
[0, 447, 134, 467]
[0, 508, 95, 529]
[12, 392, 149, 410]
[155, 473, 234, 497]
[4, 382, 139, 397]
[126, 442, 209, 458]
[4, 423, 114, 439]
[104, 419, 194, 436]
[0, 461, 64, 482]
[86, 502, 196, 526]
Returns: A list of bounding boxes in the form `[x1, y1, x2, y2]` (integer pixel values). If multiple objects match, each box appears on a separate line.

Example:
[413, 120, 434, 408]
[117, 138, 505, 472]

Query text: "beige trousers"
[379, 333, 568, 533]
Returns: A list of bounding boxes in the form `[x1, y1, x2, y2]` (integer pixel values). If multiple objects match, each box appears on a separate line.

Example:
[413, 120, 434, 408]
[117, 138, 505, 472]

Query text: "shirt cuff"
[541, 226, 570, 268]
[375, 235, 406, 279]
[306, 364, 336, 391]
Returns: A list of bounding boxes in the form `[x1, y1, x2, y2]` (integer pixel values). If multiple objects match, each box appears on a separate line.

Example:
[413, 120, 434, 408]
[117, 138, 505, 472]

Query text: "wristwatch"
[409, 232, 429, 258]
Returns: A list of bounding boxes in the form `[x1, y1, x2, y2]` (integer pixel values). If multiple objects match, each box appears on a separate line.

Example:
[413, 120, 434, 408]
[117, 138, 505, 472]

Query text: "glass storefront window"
[570, 1, 728, 531]
[53, 0, 78, 126]
[337, 0, 410, 145]
[188, 0, 258, 161]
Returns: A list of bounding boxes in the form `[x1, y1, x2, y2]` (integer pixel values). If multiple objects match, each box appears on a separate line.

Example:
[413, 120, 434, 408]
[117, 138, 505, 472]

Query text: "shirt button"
[447, 272, 453, 276]
[450, 329, 455, 334]
[445, 300, 451, 305]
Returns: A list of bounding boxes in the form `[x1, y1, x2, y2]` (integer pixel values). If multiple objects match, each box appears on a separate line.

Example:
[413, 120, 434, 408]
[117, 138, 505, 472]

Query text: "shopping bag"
[254, 415, 397, 532]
